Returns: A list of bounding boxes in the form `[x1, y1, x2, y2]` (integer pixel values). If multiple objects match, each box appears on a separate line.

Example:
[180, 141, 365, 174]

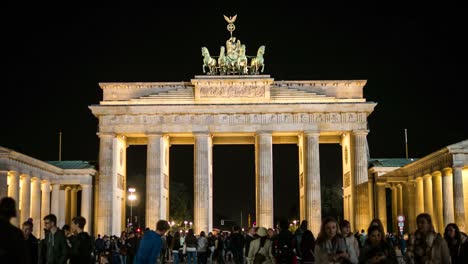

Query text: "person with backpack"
[69, 216, 94, 264]
[247, 227, 274, 264]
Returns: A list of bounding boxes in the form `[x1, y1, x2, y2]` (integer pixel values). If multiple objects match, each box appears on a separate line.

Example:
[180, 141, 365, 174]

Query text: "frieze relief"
[102, 112, 367, 126]
[199, 85, 266, 97]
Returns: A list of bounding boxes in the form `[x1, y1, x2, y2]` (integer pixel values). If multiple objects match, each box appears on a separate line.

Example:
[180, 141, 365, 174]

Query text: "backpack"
[198, 237, 207, 251]
[273, 233, 295, 264]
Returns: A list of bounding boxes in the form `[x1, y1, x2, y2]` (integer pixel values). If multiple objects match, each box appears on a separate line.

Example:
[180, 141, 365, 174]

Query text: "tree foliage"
[169, 181, 193, 223]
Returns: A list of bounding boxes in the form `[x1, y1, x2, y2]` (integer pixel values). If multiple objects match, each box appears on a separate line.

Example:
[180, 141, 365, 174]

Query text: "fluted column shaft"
[70, 187, 78, 219]
[147, 134, 163, 230]
[65, 187, 71, 225]
[58, 188, 66, 228]
[30, 178, 41, 238]
[415, 177, 424, 215]
[302, 132, 321, 235]
[453, 166, 465, 231]
[7, 171, 19, 226]
[51, 184, 60, 217]
[353, 130, 369, 231]
[406, 181, 416, 232]
[256, 132, 274, 229]
[81, 184, 92, 232]
[97, 133, 114, 236]
[376, 183, 387, 234]
[423, 175, 434, 218]
[391, 186, 398, 232]
[0, 171, 7, 198]
[397, 184, 403, 215]
[20, 174, 31, 224]
[194, 133, 212, 234]
[41, 181, 51, 238]
[432, 172, 443, 232]
[442, 168, 455, 226]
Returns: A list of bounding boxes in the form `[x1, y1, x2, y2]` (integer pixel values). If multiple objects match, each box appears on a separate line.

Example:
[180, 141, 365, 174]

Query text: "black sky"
[2, 6, 466, 227]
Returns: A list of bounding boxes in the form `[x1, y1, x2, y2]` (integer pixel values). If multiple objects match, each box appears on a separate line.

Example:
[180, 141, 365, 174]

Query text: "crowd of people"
[1, 196, 468, 263]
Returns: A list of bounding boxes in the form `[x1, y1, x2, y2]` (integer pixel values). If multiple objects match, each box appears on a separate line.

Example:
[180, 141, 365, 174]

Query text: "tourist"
[405, 213, 450, 263]
[245, 227, 257, 259]
[230, 225, 245, 264]
[247, 227, 274, 264]
[443, 223, 468, 263]
[69, 216, 93, 263]
[171, 231, 182, 264]
[272, 220, 296, 264]
[198, 231, 208, 264]
[44, 214, 68, 263]
[184, 228, 198, 264]
[294, 220, 310, 263]
[0, 197, 29, 264]
[22, 219, 39, 263]
[314, 217, 349, 264]
[135, 220, 170, 264]
[358, 225, 396, 263]
[339, 220, 359, 264]
[300, 230, 316, 264]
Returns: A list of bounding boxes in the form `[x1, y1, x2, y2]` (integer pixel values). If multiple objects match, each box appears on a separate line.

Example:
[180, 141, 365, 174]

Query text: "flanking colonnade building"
[0, 147, 96, 238]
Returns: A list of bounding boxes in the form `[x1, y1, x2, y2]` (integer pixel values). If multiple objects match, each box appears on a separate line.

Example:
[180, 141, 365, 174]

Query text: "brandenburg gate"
[89, 16, 377, 236]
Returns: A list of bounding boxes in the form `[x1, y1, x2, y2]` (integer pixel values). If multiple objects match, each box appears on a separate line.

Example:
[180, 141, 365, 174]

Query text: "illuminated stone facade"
[0, 147, 96, 237]
[369, 140, 468, 234]
[89, 75, 376, 235]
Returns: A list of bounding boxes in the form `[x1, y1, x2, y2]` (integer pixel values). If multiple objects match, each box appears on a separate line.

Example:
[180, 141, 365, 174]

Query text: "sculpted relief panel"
[102, 112, 367, 126]
[199, 85, 265, 97]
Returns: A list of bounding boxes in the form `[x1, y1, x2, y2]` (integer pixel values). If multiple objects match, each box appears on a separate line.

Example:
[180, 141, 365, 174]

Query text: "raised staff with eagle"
[201, 15, 266, 75]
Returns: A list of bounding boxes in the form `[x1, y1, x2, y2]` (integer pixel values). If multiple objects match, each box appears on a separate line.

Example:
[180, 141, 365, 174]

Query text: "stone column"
[376, 183, 387, 234]
[7, 171, 19, 226]
[397, 184, 403, 215]
[97, 133, 114, 236]
[51, 184, 60, 217]
[0, 170, 7, 198]
[368, 180, 374, 222]
[453, 165, 465, 231]
[423, 174, 434, 218]
[58, 188, 66, 228]
[146, 134, 163, 230]
[70, 187, 78, 219]
[441, 168, 455, 226]
[391, 185, 398, 233]
[406, 181, 416, 232]
[255, 131, 274, 229]
[65, 187, 71, 225]
[302, 131, 321, 235]
[41, 181, 51, 238]
[30, 178, 41, 238]
[194, 132, 212, 234]
[415, 177, 424, 215]
[81, 184, 92, 232]
[353, 130, 369, 231]
[432, 172, 444, 232]
[20, 174, 31, 224]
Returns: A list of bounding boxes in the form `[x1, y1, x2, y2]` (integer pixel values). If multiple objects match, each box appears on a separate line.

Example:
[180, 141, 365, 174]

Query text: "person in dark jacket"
[43, 214, 68, 264]
[444, 223, 468, 264]
[69, 216, 93, 264]
[244, 227, 257, 259]
[230, 225, 245, 264]
[22, 220, 39, 264]
[135, 220, 170, 264]
[0, 197, 29, 264]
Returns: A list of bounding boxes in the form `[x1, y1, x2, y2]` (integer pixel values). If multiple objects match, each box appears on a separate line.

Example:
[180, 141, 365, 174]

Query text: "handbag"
[253, 246, 266, 264]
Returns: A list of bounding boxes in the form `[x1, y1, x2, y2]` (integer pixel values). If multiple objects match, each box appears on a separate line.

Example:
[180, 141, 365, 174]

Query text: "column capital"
[431, 171, 442, 177]
[256, 131, 272, 135]
[193, 131, 211, 137]
[423, 174, 432, 180]
[303, 131, 320, 137]
[97, 132, 115, 138]
[441, 167, 452, 176]
[352, 130, 369, 136]
[146, 133, 163, 138]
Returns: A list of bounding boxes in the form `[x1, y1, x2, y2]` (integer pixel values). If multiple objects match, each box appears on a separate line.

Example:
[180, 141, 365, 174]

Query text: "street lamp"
[128, 188, 137, 227]
[189, 221, 193, 229]
[184, 220, 188, 229]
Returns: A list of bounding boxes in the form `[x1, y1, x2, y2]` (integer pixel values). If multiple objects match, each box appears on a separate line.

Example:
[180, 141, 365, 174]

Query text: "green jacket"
[46, 229, 68, 264]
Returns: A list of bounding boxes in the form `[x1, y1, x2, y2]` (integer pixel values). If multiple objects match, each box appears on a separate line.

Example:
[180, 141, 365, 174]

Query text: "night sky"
[2, 6, 466, 228]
